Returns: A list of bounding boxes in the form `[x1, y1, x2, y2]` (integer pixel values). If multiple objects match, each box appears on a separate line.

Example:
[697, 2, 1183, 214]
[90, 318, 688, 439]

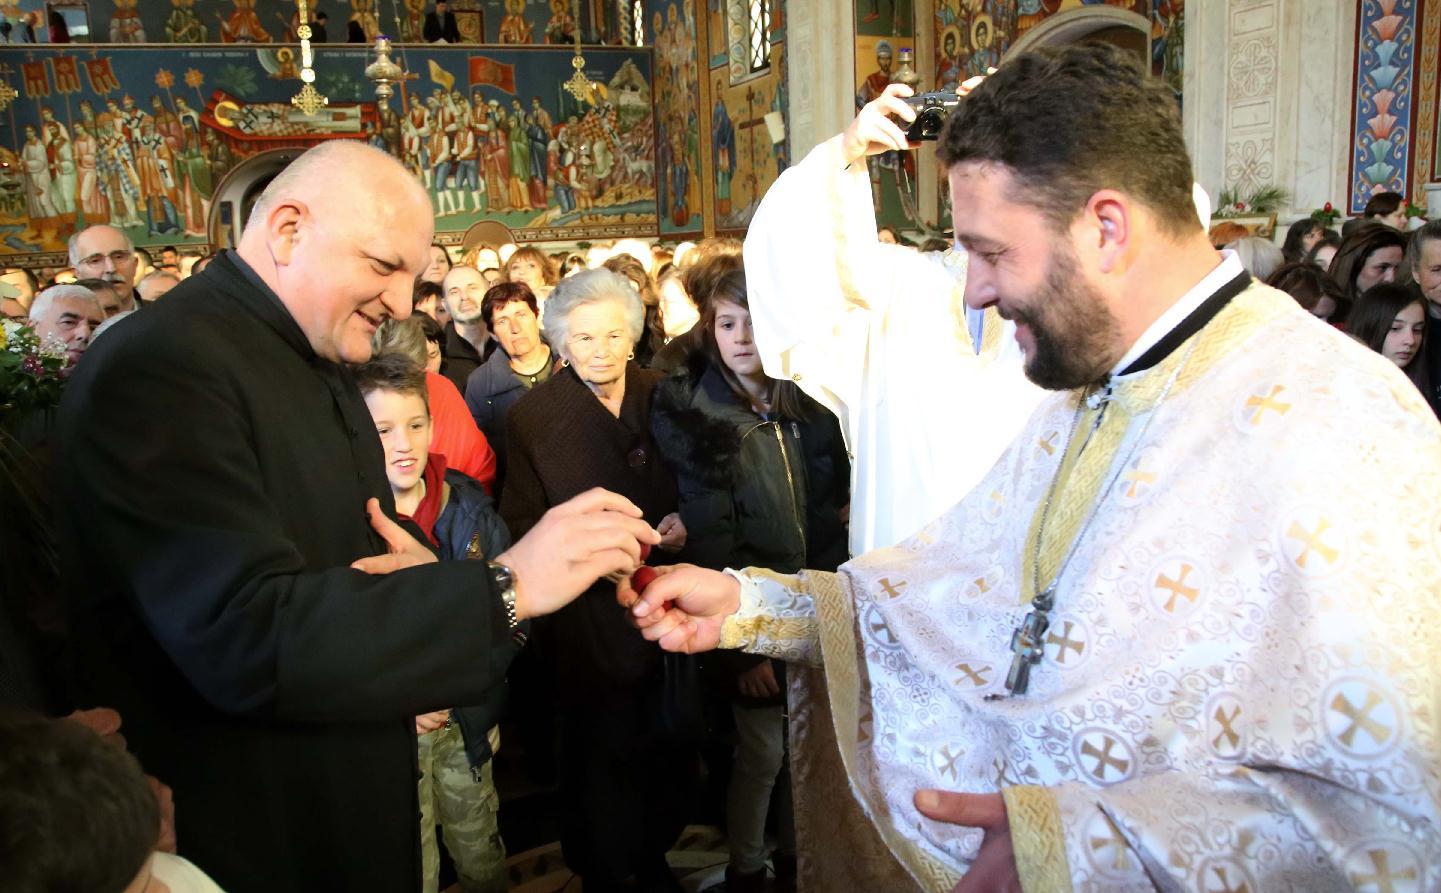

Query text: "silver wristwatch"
[487, 561, 528, 646]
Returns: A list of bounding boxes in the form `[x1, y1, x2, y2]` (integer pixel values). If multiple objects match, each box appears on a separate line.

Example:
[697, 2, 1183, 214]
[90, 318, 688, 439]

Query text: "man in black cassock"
[423, 0, 461, 42]
[54, 141, 657, 893]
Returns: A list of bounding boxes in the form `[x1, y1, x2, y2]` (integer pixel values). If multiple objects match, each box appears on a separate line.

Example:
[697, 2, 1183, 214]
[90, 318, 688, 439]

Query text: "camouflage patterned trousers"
[418, 723, 507, 893]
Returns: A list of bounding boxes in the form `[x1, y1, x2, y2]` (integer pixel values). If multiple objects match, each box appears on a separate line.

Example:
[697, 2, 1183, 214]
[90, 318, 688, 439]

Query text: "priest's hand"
[619, 564, 740, 654]
[496, 487, 660, 621]
[351, 498, 439, 574]
[914, 790, 1019, 893]
[841, 82, 917, 167]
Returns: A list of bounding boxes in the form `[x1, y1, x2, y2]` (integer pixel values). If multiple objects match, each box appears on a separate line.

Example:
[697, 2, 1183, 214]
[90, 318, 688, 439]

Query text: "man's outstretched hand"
[497, 487, 660, 620]
[617, 563, 741, 654]
[914, 790, 1020, 893]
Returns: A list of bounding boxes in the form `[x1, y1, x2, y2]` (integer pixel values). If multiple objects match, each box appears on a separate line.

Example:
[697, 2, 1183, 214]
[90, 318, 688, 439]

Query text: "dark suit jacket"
[441, 320, 491, 393]
[55, 251, 520, 893]
[423, 10, 461, 42]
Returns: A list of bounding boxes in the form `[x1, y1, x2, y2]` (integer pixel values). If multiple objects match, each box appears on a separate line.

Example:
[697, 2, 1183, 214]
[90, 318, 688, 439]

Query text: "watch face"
[489, 562, 514, 591]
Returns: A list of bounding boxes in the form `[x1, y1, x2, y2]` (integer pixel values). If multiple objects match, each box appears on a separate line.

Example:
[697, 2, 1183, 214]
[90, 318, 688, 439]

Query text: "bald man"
[136, 269, 180, 302]
[70, 224, 139, 313]
[438, 263, 495, 390]
[55, 141, 658, 893]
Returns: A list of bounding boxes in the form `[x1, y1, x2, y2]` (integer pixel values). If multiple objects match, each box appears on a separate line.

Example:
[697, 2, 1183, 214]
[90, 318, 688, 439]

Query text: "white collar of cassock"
[1109, 249, 1245, 379]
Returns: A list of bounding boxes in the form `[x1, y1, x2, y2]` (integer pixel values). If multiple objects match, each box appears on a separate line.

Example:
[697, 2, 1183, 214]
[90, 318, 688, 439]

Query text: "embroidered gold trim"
[810, 571, 963, 892]
[719, 614, 819, 652]
[1002, 785, 1073, 893]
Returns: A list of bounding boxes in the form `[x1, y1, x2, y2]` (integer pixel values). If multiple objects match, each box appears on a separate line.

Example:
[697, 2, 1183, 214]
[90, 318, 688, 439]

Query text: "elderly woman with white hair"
[499, 269, 692, 893]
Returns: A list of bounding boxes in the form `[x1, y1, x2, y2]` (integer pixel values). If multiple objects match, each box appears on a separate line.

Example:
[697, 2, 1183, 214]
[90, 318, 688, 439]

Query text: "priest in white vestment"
[743, 100, 1043, 556]
[623, 45, 1441, 892]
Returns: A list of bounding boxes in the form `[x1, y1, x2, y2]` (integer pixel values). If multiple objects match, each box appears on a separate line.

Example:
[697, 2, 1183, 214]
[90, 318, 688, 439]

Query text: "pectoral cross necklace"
[997, 338, 1200, 698]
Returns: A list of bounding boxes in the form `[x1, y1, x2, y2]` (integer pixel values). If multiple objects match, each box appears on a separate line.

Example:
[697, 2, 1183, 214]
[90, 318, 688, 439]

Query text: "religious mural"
[707, 0, 787, 233]
[932, 1, 1184, 96]
[856, 0, 912, 229]
[0, 1, 594, 47]
[0, 44, 656, 265]
[647, 0, 701, 235]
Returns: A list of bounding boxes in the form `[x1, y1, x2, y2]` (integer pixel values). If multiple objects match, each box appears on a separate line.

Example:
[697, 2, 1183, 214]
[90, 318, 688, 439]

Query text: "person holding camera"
[743, 80, 1044, 557]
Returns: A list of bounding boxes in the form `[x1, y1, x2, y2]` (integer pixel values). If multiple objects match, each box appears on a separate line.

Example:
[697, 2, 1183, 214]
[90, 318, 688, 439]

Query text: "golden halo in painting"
[971, 13, 995, 50]
[213, 100, 241, 127]
[940, 24, 964, 55]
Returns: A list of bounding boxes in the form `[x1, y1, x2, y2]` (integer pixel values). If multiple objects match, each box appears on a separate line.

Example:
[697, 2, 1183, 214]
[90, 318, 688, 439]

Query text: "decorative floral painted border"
[1411, 0, 1440, 202]
[1349, 0, 1418, 213]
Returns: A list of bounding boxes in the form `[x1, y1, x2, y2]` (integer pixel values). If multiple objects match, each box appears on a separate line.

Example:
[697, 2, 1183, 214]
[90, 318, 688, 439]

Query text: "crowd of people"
[3, 203, 845, 892]
[3, 42, 1439, 893]
[1207, 191, 1441, 415]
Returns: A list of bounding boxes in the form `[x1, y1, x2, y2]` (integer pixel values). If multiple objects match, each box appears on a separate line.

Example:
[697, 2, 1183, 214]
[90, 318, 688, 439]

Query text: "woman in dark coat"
[500, 269, 692, 893]
[649, 255, 849, 893]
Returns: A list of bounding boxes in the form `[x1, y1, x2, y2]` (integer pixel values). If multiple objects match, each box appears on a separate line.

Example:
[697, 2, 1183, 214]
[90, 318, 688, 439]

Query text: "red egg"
[632, 566, 659, 594]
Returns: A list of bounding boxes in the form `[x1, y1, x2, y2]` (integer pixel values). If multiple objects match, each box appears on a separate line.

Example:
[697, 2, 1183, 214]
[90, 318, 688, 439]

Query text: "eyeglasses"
[80, 250, 133, 268]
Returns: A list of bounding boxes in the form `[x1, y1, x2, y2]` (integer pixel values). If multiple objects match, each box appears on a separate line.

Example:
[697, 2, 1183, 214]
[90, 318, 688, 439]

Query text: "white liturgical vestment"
[744, 135, 1044, 554]
[722, 280, 1441, 891]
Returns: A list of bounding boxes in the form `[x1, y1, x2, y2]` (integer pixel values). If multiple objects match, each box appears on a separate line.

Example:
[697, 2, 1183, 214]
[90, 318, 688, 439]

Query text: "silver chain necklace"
[996, 337, 1201, 698]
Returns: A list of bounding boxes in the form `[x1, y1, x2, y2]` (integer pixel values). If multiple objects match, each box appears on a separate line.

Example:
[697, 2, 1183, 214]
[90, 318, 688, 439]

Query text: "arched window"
[725, 0, 771, 83]
[747, 0, 771, 72]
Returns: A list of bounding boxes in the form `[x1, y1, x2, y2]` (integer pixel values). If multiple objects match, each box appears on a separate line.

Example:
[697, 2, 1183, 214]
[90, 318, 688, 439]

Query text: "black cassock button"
[627, 447, 648, 468]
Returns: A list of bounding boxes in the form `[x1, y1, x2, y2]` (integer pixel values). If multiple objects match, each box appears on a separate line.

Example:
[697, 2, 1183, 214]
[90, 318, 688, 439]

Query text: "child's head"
[355, 354, 432, 494]
[0, 710, 160, 893]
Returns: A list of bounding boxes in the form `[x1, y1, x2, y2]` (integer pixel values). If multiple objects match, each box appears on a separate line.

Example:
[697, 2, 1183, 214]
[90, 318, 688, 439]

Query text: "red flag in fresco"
[52, 56, 81, 94]
[84, 57, 121, 94]
[468, 56, 516, 94]
[21, 60, 49, 98]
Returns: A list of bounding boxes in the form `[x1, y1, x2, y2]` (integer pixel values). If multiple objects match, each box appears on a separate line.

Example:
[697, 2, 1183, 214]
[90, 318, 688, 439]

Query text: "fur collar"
[652, 354, 761, 488]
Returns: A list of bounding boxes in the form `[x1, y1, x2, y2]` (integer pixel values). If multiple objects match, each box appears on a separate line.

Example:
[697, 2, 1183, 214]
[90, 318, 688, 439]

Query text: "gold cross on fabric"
[1331, 690, 1391, 748]
[1287, 519, 1339, 568]
[1351, 848, 1418, 891]
[1244, 384, 1292, 425]
[1156, 565, 1200, 612]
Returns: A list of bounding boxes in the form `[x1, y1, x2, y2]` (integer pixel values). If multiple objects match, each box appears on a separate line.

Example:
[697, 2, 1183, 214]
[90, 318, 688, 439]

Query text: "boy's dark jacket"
[433, 467, 517, 771]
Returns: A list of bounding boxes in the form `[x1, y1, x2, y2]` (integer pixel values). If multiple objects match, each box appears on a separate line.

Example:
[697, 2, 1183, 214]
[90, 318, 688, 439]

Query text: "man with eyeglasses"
[70, 224, 139, 313]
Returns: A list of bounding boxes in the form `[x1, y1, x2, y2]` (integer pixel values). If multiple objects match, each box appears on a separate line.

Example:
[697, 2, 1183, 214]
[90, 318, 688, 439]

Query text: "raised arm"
[743, 84, 971, 414]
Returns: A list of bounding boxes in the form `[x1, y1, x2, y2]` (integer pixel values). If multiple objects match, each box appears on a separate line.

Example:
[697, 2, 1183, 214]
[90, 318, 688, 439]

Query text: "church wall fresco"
[0, 1, 593, 47]
[856, 0, 914, 231]
[646, 0, 702, 235]
[706, 0, 786, 233]
[0, 43, 656, 265]
[646, 0, 788, 238]
[1347, 0, 1434, 213]
[1349, 0, 1416, 213]
[931, 1, 1184, 95]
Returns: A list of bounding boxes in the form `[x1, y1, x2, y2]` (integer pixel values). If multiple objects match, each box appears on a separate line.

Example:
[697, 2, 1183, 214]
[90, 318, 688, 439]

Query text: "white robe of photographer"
[744, 83, 1044, 554]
